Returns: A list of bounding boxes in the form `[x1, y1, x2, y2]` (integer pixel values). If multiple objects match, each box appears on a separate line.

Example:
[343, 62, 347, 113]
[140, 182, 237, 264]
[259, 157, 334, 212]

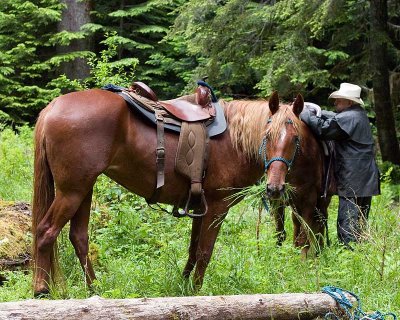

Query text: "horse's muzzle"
[266, 184, 285, 200]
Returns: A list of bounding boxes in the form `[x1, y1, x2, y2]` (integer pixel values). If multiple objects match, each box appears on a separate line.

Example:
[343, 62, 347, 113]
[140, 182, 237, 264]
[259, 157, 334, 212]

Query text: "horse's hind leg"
[34, 190, 92, 296]
[183, 217, 202, 278]
[69, 189, 96, 288]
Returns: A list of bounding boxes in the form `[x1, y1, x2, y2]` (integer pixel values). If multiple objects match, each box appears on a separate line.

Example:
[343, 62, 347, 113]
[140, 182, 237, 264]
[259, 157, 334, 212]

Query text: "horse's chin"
[267, 193, 283, 201]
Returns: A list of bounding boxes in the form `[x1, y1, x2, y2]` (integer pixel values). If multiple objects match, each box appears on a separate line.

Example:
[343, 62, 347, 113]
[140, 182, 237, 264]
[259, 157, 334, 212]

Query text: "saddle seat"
[131, 81, 216, 122]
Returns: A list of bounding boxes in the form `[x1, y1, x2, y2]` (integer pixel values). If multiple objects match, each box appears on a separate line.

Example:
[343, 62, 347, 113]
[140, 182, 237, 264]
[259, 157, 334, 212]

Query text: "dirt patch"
[0, 200, 31, 269]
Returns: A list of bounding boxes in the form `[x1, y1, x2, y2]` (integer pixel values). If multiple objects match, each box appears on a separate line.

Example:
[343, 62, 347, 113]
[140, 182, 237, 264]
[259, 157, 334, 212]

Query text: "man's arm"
[300, 109, 349, 140]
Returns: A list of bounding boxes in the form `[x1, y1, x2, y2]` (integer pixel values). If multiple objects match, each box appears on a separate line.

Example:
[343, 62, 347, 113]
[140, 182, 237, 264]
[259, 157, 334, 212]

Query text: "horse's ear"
[269, 91, 280, 115]
[292, 94, 304, 117]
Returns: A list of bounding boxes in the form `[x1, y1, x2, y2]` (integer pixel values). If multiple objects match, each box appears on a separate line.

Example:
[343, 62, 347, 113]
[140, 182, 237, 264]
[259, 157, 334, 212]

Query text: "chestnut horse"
[262, 95, 331, 252]
[32, 89, 327, 296]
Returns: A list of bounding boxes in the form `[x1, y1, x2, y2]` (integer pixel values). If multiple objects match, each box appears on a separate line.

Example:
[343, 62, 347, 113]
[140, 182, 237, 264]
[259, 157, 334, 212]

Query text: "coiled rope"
[322, 286, 397, 320]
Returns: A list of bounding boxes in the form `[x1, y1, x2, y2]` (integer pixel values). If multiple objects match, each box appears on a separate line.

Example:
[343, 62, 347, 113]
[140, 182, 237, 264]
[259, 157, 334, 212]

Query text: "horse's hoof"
[34, 288, 50, 298]
[275, 231, 286, 246]
[182, 270, 191, 278]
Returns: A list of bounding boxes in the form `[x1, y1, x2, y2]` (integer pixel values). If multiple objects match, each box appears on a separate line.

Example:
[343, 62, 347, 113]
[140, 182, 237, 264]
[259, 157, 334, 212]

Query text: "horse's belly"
[104, 157, 189, 206]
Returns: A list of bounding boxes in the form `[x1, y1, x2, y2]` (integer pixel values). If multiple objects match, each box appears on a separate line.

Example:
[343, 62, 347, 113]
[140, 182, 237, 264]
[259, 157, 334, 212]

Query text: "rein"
[259, 118, 301, 172]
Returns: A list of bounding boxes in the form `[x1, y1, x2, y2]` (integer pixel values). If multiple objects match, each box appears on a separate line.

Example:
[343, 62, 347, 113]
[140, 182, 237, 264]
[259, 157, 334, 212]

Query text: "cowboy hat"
[328, 82, 364, 106]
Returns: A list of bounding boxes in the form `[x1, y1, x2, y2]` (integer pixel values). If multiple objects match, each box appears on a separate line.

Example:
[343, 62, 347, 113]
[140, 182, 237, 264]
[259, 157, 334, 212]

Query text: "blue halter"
[259, 118, 300, 172]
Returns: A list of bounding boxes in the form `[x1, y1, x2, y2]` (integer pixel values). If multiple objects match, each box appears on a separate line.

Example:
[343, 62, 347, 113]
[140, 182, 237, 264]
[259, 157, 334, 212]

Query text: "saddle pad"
[117, 91, 227, 137]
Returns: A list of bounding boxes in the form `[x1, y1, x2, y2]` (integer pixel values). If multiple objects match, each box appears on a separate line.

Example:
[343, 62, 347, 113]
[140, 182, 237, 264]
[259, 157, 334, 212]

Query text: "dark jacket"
[301, 105, 380, 197]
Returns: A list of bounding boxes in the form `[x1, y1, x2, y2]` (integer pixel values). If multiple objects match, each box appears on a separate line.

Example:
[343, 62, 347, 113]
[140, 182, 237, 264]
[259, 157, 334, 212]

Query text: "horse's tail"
[32, 102, 60, 284]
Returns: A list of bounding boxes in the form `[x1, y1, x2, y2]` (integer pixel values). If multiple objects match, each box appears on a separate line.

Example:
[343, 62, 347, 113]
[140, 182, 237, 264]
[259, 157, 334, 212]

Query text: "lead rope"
[322, 286, 397, 320]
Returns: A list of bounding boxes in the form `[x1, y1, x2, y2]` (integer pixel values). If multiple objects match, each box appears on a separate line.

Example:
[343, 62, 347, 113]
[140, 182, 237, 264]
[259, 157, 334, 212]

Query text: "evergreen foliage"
[90, 0, 189, 98]
[0, 0, 187, 124]
[0, 0, 399, 160]
[0, 0, 65, 124]
[0, 0, 399, 307]
[171, 0, 399, 104]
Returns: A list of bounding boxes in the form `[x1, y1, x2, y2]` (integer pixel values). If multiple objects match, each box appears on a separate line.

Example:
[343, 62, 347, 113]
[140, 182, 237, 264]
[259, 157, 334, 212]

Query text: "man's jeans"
[337, 196, 371, 244]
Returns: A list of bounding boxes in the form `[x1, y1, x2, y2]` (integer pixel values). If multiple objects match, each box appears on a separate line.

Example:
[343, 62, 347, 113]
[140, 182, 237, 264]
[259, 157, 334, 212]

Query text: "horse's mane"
[220, 99, 270, 160]
[265, 104, 303, 142]
[220, 99, 303, 160]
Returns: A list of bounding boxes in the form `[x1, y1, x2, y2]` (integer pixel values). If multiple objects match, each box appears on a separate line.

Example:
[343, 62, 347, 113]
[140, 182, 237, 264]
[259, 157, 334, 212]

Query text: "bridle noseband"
[259, 118, 300, 172]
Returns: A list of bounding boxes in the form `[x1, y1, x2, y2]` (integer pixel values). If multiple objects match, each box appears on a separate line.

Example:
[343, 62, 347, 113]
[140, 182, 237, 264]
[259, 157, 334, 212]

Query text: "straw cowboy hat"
[328, 83, 364, 106]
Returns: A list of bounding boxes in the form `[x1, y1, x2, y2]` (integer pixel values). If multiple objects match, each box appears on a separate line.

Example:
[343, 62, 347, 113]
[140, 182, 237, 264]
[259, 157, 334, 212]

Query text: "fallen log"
[0, 292, 354, 320]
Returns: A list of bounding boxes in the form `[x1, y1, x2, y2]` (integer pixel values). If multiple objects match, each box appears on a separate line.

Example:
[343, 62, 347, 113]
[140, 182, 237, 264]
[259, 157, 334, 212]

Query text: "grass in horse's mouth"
[221, 177, 296, 209]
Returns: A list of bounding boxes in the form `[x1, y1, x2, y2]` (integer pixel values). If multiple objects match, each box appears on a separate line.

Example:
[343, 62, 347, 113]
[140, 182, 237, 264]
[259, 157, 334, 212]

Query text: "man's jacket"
[301, 105, 380, 197]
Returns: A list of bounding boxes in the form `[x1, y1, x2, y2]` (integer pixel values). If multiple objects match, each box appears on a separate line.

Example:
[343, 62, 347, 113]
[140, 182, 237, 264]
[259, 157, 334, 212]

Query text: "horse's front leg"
[317, 195, 331, 247]
[193, 202, 227, 289]
[182, 216, 202, 278]
[272, 202, 286, 246]
[291, 192, 321, 257]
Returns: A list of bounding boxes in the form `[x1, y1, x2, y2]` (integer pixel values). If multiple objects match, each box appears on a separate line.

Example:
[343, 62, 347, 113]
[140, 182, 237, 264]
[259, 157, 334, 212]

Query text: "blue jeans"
[337, 196, 371, 244]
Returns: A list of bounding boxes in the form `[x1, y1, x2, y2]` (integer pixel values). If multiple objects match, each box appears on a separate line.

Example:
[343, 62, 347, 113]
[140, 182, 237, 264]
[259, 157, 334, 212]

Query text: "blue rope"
[261, 194, 269, 212]
[322, 286, 397, 320]
[102, 84, 125, 92]
[258, 134, 299, 172]
[255, 178, 269, 212]
[265, 156, 292, 170]
[258, 136, 268, 170]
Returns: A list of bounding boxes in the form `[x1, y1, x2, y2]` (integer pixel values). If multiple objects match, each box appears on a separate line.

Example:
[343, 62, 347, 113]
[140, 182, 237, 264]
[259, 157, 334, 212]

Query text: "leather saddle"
[104, 82, 227, 218]
[113, 82, 226, 137]
[132, 81, 215, 122]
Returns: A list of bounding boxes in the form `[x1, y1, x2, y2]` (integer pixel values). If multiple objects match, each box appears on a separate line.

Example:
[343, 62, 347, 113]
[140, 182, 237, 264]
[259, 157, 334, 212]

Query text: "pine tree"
[89, 0, 188, 98]
[0, 0, 69, 123]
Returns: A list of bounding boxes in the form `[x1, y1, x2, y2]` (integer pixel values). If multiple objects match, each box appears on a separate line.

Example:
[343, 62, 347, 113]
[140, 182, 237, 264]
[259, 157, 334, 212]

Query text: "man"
[300, 83, 380, 246]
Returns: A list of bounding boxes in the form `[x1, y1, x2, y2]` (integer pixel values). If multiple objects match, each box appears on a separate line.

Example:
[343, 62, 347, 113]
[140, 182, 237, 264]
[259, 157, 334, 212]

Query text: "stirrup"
[171, 190, 208, 218]
[184, 189, 208, 218]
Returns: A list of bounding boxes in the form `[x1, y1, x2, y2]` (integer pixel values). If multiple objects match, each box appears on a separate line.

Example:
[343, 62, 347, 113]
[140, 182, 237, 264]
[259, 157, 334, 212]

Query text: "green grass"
[0, 126, 399, 316]
[0, 126, 33, 201]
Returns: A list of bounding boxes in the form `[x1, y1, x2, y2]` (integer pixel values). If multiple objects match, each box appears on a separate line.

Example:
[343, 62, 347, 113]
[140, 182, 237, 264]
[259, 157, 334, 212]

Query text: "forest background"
[1, 0, 400, 163]
[0, 0, 400, 314]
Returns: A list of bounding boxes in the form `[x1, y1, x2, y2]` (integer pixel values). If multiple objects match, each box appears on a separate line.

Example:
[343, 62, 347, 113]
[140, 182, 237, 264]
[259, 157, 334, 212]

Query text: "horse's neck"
[298, 123, 324, 164]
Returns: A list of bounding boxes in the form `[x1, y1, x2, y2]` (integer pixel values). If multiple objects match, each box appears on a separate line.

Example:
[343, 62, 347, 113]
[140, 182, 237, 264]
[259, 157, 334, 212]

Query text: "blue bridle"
[259, 118, 301, 172]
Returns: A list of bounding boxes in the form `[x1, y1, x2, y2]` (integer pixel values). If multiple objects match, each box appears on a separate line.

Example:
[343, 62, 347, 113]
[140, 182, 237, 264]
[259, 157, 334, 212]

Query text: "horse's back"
[42, 89, 127, 126]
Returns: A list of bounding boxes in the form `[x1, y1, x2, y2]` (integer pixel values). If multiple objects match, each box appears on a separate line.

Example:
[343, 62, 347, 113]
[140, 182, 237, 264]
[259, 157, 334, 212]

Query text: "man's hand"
[304, 102, 321, 117]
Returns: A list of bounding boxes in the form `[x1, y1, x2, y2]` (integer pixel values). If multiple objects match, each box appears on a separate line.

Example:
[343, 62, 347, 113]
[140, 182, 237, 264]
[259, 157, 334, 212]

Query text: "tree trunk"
[369, 0, 400, 164]
[0, 293, 354, 320]
[57, 0, 92, 80]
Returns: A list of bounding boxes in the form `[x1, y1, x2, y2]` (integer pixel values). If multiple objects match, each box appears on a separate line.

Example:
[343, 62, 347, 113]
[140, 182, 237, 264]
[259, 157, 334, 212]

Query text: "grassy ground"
[0, 127, 399, 316]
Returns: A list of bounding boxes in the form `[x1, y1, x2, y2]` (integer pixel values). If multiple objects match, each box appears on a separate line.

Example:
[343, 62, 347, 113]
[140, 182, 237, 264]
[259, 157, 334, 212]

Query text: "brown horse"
[32, 89, 326, 296]
[262, 93, 331, 253]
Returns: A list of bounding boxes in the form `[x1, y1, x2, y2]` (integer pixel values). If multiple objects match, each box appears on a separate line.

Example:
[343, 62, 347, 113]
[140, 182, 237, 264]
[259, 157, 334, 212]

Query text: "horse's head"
[260, 91, 304, 200]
